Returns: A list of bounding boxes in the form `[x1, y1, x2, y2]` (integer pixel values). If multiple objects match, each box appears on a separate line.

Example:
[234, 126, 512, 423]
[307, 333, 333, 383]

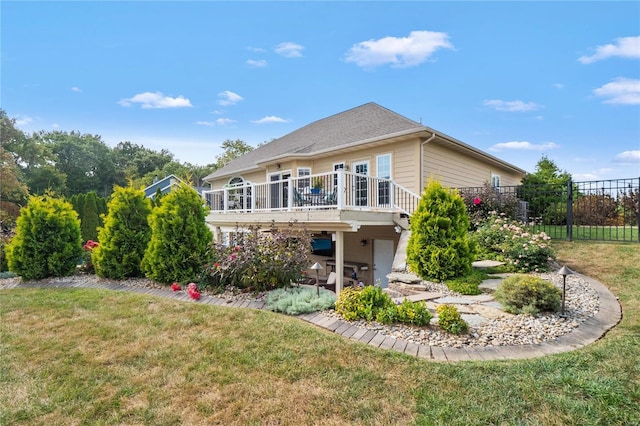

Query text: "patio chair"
[316, 271, 337, 292]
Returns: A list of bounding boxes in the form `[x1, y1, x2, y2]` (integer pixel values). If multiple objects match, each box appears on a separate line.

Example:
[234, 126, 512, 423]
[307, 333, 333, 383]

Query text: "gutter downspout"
[420, 132, 437, 192]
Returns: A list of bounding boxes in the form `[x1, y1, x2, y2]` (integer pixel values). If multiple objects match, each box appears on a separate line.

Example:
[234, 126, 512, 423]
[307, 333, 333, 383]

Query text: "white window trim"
[376, 153, 392, 179]
[491, 173, 501, 189]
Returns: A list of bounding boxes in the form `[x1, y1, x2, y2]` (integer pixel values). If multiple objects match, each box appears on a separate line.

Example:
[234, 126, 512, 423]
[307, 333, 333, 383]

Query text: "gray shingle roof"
[205, 102, 425, 180]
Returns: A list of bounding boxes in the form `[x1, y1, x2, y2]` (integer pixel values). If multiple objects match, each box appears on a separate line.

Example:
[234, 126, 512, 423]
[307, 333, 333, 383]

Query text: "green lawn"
[528, 224, 639, 242]
[1, 242, 638, 425]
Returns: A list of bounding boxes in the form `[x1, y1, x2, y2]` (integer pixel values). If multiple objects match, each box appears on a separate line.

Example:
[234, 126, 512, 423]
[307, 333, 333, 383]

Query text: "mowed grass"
[1, 242, 639, 425]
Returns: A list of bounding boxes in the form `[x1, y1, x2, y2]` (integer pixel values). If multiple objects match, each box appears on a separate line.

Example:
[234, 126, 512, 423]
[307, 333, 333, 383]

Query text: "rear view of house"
[203, 103, 526, 292]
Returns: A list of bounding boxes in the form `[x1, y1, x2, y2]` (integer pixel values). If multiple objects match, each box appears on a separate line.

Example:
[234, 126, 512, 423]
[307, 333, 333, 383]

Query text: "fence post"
[566, 180, 573, 241]
[637, 177, 640, 243]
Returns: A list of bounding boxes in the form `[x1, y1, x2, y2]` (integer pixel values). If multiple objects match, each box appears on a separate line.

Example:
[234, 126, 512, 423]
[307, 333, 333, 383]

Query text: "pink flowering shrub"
[201, 222, 312, 292]
[472, 212, 555, 272]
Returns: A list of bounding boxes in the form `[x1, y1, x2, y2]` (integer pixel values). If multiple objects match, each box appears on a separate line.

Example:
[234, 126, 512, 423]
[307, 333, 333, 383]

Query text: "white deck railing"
[202, 171, 420, 216]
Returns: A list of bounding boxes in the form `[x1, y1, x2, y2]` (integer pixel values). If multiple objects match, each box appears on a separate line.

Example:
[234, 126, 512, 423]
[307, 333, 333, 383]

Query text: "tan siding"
[423, 142, 523, 189]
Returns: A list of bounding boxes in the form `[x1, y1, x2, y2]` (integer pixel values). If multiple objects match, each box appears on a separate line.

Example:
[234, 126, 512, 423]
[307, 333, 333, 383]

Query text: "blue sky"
[2, 1, 639, 181]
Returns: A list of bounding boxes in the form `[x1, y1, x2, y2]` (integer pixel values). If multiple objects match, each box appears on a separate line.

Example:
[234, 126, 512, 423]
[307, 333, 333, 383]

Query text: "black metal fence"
[457, 177, 640, 243]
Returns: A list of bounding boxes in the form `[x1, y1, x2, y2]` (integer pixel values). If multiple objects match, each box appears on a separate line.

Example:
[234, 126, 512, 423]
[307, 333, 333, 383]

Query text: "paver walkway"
[1, 272, 622, 362]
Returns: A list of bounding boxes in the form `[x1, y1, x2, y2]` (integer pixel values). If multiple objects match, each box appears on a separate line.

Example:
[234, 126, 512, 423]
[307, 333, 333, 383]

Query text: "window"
[491, 173, 501, 190]
[377, 154, 391, 205]
[297, 167, 311, 190]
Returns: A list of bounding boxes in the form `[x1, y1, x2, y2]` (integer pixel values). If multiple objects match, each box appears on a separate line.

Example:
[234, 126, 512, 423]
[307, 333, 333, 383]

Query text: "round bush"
[494, 274, 561, 315]
[437, 304, 468, 335]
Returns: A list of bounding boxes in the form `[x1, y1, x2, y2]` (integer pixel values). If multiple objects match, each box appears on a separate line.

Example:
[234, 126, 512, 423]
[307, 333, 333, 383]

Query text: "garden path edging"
[0, 272, 622, 362]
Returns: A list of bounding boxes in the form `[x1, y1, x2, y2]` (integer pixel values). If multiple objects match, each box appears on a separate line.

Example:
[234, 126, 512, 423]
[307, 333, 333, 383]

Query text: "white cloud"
[614, 150, 640, 163]
[489, 141, 560, 152]
[593, 77, 640, 105]
[248, 46, 267, 53]
[216, 118, 236, 125]
[13, 115, 33, 126]
[71, 86, 82, 92]
[247, 59, 268, 68]
[344, 30, 453, 69]
[251, 116, 287, 124]
[572, 172, 600, 181]
[553, 83, 565, 89]
[274, 42, 304, 58]
[52, 123, 60, 129]
[217, 90, 244, 106]
[578, 36, 640, 64]
[118, 92, 192, 109]
[483, 99, 542, 112]
[195, 121, 216, 127]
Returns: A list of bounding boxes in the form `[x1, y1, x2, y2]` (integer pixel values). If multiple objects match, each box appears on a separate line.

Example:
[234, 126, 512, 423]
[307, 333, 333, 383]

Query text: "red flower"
[187, 283, 200, 300]
[214, 262, 220, 268]
[171, 282, 181, 291]
[473, 197, 482, 205]
[229, 253, 237, 261]
[233, 245, 240, 251]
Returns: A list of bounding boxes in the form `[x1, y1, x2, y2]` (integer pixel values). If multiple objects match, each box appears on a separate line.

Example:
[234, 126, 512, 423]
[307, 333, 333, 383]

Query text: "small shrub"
[494, 274, 561, 315]
[266, 286, 336, 315]
[445, 269, 486, 295]
[0, 271, 17, 279]
[335, 285, 394, 322]
[392, 299, 432, 326]
[437, 304, 468, 335]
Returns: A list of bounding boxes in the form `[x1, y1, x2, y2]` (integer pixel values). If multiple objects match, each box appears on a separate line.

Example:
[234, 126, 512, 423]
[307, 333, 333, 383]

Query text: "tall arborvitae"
[6, 193, 83, 280]
[92, 186, 152, 279]
[143, 184, 212, 284]
[80, 191, 100, 242]
[406, 180, 476, 281]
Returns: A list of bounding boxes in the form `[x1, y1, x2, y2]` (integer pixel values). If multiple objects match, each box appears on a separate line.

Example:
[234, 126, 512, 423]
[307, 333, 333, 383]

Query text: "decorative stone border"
[0, 271, 622, 362]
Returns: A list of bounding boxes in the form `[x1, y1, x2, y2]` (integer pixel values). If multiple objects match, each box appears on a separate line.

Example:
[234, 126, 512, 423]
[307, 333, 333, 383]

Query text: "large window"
[377, 154, 391, 205]
[297, 167, 311, 190]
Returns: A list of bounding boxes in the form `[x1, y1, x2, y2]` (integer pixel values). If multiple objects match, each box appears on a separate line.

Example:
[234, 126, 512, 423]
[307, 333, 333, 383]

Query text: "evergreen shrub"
[494, 274, 561, 315]
[6, 194, 82, 280]
[92, 186, 152, 279]
[143, 184, 212, 284]
[407, 180, 476, 281]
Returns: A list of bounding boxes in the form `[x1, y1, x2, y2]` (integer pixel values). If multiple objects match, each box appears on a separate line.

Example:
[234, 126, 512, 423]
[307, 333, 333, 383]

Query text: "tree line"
[0, 109, 253, 227]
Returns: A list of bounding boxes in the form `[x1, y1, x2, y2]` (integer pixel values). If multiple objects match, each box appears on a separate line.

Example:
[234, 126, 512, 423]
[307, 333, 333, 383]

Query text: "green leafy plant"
[407, 180, 476, 281]
[335, 285, 395, 322]
[6, 193, 83, 280]
[201, 222, 311, 292]
[437, 304, 468, 335]
[266, 286, 336, 315]
[445, 269, 487, 295]
[143, 184, 212, 284]
[391, 299, 432, 326]
[494, 274, 561, 315]
[472, 212, 556, 272]
[92, 185, 152, 279]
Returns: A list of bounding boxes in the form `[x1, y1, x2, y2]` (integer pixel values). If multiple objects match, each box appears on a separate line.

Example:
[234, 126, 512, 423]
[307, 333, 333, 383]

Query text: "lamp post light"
[310, 262, 324, 296]
[557, 265, 573, 314]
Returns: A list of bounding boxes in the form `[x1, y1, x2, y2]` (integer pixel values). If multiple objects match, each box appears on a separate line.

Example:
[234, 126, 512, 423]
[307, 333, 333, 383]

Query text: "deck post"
[337, 171, 346, 209]
[335, 231, 344, 295]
